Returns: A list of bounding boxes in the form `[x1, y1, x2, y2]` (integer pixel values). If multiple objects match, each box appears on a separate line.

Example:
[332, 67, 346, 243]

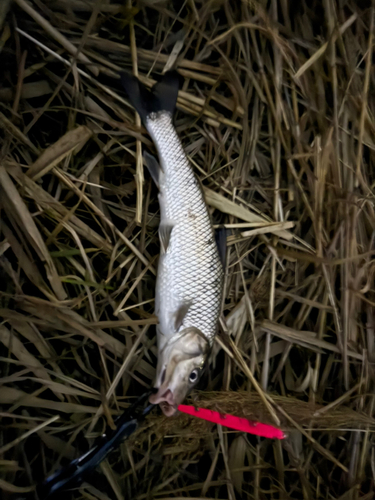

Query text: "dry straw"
[0, 1, 374, 499]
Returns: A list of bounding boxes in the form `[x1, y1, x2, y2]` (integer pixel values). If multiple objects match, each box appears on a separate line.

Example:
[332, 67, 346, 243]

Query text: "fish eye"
[189, 368, 200, 383]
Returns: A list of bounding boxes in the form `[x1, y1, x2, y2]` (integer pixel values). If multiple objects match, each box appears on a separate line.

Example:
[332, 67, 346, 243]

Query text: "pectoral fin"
[173, 301, 192, 332]
[159, 220, 174, 253]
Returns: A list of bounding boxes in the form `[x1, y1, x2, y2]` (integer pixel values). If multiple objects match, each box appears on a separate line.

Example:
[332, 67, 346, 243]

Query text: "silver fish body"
[147, 111, 222, 343]
[121, 72, 223, 415]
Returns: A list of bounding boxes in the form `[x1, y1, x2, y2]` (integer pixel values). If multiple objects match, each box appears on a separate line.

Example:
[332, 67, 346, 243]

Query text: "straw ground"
[0, 1, 374, 499]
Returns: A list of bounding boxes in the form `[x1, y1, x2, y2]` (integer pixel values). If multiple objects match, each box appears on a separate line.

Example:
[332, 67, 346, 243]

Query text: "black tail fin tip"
[151, 71, 180, 116]
[120, 70, 180, 123]
[120, 71, 150, 122]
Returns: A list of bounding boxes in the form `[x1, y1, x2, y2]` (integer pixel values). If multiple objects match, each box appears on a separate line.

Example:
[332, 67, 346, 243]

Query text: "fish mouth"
[160, 401, 178, 416]
[149, 388, 178, 417]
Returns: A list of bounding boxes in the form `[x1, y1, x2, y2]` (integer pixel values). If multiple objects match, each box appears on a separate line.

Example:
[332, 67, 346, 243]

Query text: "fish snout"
[149, 388, 175, 405]
[149, 388, 178, 416]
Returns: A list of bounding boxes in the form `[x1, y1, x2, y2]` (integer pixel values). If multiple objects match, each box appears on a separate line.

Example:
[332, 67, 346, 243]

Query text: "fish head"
[149, 327, 209, 416]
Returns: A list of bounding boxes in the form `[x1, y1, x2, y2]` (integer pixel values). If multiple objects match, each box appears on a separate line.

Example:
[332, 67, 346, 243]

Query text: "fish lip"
[149, 387, 175, 405]
[149, 389, 178, 417]
[149, 388, 178, 416]
[160, 401, 178, 416]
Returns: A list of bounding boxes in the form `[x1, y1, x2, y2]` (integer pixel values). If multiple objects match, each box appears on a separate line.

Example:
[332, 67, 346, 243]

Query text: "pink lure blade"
[178, 405, 284, 440]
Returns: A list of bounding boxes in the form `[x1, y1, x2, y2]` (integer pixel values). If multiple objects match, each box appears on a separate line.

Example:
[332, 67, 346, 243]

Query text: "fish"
[120, 71, 224, 416]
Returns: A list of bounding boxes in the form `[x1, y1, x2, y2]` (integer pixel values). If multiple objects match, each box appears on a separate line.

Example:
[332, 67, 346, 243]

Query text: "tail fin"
[120, 71, 180, 123]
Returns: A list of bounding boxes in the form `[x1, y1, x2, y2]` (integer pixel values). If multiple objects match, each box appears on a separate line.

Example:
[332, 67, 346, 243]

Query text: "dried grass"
[0, 1, 374, 499]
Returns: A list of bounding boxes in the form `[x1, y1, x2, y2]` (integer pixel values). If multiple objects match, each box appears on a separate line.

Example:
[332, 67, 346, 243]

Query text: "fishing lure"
[178, 405, 285, 439]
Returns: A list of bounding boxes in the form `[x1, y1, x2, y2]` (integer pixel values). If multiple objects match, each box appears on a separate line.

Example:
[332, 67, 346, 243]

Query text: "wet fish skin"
[121, 72, 223, 416]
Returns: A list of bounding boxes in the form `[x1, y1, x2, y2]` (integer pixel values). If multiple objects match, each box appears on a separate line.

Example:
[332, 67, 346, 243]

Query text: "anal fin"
[143, 151, 162, 188]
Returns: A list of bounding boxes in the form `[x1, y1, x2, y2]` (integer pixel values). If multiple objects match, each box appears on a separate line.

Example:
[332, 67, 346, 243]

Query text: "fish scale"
[147, 111, 223, 344]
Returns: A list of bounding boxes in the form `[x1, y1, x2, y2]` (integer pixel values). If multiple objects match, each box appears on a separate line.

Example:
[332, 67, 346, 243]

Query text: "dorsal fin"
[215, 227, 227, 269]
